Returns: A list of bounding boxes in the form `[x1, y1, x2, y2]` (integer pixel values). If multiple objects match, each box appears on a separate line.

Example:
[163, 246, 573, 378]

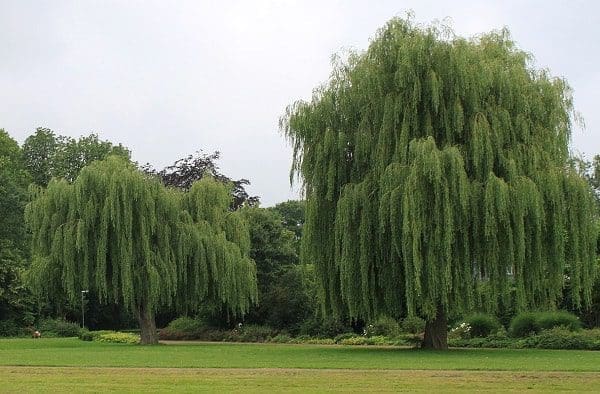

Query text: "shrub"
[449, 322, 472, 339]
[0, 319, 26, 337]
[288, 334, 311, 344]
[227, 325, 277, 342]
[95, 331, 140, 344]
[304, 337, 336, 345]
[509, 312, 540, 337]
[39, 318, 81, 337]
[365, 316, 400, 337]
[401, 316, 425, 334]
[299, 317, 351, 338]
[449, 327, 600, 350]
[269, 334, 293, 343]
[159, 316, 206, 340]
[78, 330, 139, 344]
[510, 311, 581, 338]
[523, 327, 598, 350]
[79, 329, 93, 341]
[464, 313, 500, 338]
[448, 337, 517, 349]
[365, 335, 387, 345]
[166, 316, 204, 332]
[339, 335, 369, 345]
[79, 330, 124, 341]
[537, 311, 581, 331]
[333, 332, 357, 344]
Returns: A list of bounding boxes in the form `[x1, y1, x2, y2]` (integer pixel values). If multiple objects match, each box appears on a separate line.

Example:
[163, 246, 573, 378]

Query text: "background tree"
[0, 130, 34, 335]
[270, 200, 305, 254]
[568, 155, 600, 327]
[26, 156, 257, 344]
[281, 18, 598, 349]
[22, 128, 130, 186]
[240, 207, 308, 330]
[21, 128, 57, 187]
[143, 151, 259, 209]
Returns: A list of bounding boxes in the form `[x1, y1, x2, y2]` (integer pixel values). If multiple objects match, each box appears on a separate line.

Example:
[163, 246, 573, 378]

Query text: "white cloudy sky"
[1, 1, 598, 205]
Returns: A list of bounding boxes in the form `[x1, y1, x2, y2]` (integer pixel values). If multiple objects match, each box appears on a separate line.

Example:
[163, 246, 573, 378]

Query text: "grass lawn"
[1, 338, 599, 392]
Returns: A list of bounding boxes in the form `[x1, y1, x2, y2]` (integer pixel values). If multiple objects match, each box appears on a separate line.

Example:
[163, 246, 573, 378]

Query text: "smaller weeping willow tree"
[25, 156, 257, 344]
[281, 17, 598, 349]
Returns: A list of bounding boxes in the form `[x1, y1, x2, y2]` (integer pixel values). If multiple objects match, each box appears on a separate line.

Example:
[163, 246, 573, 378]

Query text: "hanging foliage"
[281, 17, 597, 348]
[25, 156, 257, 344]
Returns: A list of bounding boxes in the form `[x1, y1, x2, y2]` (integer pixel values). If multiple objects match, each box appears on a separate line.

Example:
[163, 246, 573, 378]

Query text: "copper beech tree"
[281, 18, 597, 349]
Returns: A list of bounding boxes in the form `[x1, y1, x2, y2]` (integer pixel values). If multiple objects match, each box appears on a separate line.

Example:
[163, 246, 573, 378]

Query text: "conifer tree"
[281, 18, 597, 349]
[26, 156, 257, 344]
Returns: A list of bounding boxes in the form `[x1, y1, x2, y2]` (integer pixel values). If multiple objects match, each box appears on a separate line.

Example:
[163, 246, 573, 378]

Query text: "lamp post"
[81, 290, 89, 329]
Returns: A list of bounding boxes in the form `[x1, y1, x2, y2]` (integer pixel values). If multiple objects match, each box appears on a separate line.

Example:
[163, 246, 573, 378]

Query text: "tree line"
[0, 127, 312, 344]
[2, 17, 599, 349]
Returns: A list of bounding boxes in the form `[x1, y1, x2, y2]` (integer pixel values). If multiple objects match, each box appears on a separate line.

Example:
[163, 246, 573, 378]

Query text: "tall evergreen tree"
[25, 156, 257, 344]
[281, 18, 597, 349]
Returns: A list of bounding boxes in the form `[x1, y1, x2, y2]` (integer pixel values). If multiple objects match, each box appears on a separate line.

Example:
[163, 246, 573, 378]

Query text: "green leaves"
[282, 18, 597, 322]
[26, 157, 257, 318]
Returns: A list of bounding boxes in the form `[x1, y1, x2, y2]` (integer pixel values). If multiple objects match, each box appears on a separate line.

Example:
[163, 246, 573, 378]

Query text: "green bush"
[95, 332, 140, 344]
[365, 316, 400, 337]
[304, 337, 336, 345]
[523, 327, 598, 350]
[288, 334, 311, 344]
[0, 319, 26, 337]
[465, 313, 501, 338]
[401, 316, 425, 334]
[227, 325, 277, 342]
[509, 312, 540, 337]
[339, 335, 369, 345]
[510, 311, 581, 338]
[166, 316, 204, 332]
[39, 318, 81, 337]
[78, 330, 139, 344]
[159, 316, 208, 340]
[365, 335, 387, 345]
[78, 329, 93, 341]
[448, 337, 518, 349]
[339, 335, 391, 346]
[449, 328, 600, 350]
[299, 317, 351, 338]
[269, 334, 293, 343]
[449, 322, 472, 339]
[537, 311, 581, 331]
[333, 332, 357, 344]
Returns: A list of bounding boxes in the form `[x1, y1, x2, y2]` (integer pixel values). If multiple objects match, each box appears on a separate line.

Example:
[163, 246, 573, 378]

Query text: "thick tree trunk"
[136, 303, 158, 345]
[422, 308, 448, 350]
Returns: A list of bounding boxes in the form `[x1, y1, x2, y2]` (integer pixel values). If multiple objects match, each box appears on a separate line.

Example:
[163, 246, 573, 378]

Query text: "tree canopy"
[0, 130, 33, 331]
[142, 151, 259, 209]
[25, 156, 257, 343]
[281, 18, 598, 348]
[22, 128, 130, 186]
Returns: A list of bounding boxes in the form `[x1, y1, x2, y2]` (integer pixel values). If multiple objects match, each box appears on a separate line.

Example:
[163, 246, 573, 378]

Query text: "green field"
[1, 338, 600, 392]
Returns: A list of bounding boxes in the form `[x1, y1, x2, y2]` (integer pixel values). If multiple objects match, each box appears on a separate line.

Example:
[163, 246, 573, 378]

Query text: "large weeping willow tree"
[281, 18, 597, 349]
[25, 156, 257, 344]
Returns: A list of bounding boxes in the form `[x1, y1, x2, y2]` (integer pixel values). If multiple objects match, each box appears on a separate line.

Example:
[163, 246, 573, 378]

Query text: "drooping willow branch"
[25, 156, 257, 318]
[281, 18, 597, 321]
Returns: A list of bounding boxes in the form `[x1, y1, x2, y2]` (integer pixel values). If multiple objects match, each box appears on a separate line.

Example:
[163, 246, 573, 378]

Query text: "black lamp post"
[81, 290, 89, 329]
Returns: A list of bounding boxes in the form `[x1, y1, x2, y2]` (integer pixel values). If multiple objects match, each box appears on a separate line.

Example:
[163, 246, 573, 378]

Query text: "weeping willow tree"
[25, 156, 257, 344]
[281, 18, 597, 349]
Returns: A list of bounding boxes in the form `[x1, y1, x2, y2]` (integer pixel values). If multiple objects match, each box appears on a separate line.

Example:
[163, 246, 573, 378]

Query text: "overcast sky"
[1, 1, 598, 205]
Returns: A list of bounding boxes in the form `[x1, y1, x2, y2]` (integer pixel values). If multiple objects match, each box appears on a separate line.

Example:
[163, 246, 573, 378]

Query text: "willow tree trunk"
[136, 303, 158, 345]
[422, 308, 448, 350]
